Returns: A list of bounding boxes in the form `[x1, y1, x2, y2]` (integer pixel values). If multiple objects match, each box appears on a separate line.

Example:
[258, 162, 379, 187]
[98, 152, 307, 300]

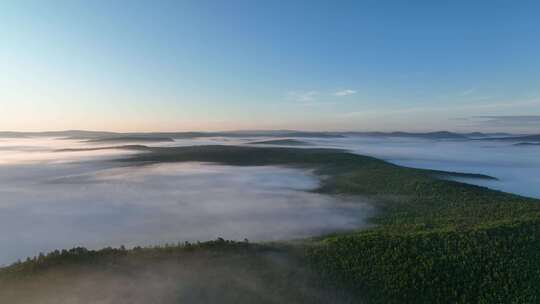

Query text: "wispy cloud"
[287, 91, 319, 102]
[286, 89, 357, 105]
[459, 88, 476, 96]
[334, 89, 357, 96]
[340, 98, 540, 118]
[470, 115, 540, 127]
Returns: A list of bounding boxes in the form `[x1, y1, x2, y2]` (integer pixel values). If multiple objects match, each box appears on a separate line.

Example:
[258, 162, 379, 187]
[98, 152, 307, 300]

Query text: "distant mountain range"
[0, 129, 535, 141]
[247, 139, 311, 146]
[343, 131, 468, 139]
[0, 130, 116, 139]
[484, 134, 540, 142]
[514, 142, 540, 146]
[341, 131, 516, 139]
[0, 130, 345, 139]
[85, 136, 175, 143]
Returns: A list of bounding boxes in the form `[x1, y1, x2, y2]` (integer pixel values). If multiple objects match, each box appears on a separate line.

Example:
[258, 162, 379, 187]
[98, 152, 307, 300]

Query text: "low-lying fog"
[303, 136, 540, 199]
[0, 137, 372, 265]
[124, 134, 540, 199]
[1, 134, 539, 265]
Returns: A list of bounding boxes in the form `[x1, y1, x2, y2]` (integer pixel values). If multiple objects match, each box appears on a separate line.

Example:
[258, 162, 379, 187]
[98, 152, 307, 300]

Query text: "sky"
[1, 0, 539, 133]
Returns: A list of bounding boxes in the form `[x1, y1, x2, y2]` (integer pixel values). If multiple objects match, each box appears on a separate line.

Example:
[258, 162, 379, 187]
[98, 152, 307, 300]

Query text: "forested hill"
[2, 145, 540, 303]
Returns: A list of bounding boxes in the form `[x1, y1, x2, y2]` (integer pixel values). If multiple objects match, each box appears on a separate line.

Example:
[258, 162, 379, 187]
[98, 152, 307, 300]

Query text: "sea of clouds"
[1, 134, 539, 265]
[0, 137, 372, 265]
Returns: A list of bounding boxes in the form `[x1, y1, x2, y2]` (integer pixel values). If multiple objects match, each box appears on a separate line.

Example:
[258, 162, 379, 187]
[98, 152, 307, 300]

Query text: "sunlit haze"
[1, 1, 539, 132]
[1, 2, 540, 303]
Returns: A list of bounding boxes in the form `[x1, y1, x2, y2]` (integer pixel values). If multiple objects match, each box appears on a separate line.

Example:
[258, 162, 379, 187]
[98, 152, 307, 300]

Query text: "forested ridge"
[2, 145, 539, 303]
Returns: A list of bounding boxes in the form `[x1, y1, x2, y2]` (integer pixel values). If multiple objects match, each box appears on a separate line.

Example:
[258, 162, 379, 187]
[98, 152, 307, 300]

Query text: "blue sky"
[1, 0, 539, 132]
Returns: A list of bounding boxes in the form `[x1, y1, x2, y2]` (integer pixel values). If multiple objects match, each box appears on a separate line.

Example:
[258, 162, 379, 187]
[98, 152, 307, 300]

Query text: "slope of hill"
[85, 136, 175, 143]
[344, 131, 468, 139]
[484, 134, 540, 142]
[2, 145, 539, 303]
[514, 142, 540, 146]
[247, 139, 311, 146]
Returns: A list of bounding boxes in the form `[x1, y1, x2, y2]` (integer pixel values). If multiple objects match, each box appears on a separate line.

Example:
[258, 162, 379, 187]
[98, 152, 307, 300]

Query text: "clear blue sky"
[1, 0, 539, 132]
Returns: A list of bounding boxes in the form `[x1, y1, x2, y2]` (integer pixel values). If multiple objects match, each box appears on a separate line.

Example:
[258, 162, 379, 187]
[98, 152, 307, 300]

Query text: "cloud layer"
[334, 89, 357, 96]
[0, 138, 373, 265]
[471, 115, 540, 127]
[288, 91, 319, 102]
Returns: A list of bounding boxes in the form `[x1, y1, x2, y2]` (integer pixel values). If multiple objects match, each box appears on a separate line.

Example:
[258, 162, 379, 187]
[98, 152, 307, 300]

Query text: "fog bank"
[0, 248, 356, 304]
[0, 137, 372, 265]
[245, 136, 540, 199]
[2, 134, 537, 265]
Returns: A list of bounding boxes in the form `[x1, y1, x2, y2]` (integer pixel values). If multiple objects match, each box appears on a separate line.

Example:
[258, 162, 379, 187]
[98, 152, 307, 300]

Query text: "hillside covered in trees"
[2, 145, 539, 303]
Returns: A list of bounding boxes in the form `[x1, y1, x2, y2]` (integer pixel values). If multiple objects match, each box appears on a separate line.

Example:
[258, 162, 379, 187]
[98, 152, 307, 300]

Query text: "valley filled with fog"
[304, 136, 540, 199]
[1, 133, 539, 265]
[0, 136, 372, 265]
[129, 134, 540, 198]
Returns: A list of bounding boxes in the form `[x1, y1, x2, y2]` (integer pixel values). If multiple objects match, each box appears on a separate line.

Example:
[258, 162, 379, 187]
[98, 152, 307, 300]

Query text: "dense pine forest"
[2, 145, 539, 303]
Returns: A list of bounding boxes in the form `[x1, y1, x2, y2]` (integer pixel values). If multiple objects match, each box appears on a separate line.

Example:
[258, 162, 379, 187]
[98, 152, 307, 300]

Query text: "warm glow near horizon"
[1, 1, 539, 133]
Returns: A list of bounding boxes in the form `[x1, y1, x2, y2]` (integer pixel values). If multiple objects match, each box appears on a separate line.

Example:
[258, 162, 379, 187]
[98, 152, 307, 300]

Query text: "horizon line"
[0, 129, 528, 135]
